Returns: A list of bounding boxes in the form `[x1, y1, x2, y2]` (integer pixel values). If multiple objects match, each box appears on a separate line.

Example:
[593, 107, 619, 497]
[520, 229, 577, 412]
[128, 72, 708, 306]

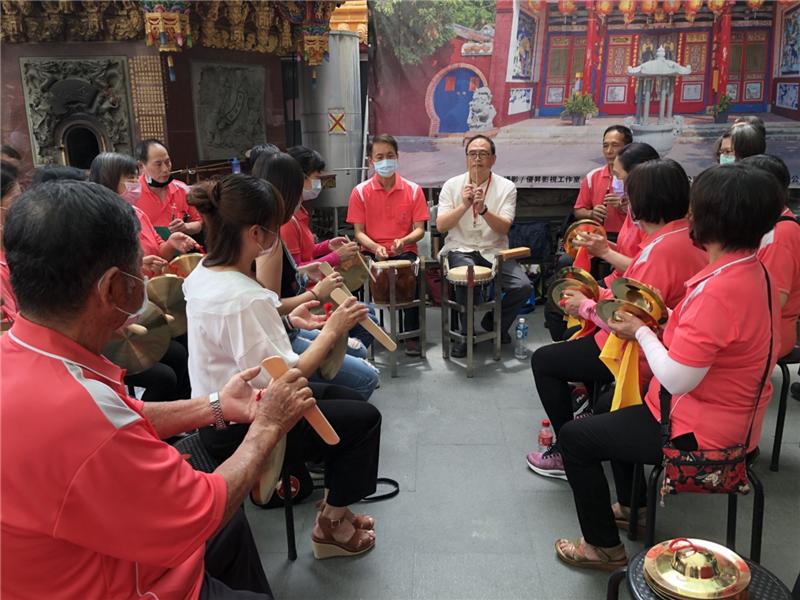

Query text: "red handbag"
[658, 263, 773, 502]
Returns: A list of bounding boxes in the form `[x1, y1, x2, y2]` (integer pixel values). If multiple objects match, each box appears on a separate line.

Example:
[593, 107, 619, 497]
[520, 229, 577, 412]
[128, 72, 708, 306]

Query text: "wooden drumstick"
[346, 235, 376, 283]
[329, 287, 398, 352]
[260, 356, 340, 445]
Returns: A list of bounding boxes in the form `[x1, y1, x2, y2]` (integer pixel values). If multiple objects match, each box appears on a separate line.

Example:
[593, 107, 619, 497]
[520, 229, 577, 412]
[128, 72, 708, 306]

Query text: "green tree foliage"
[374, 0, 496, 66]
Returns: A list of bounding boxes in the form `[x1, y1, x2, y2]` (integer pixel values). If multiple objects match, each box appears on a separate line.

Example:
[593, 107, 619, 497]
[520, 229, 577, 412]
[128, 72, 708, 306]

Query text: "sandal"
[311, 514, 376, 559]
[555, 537, 627, 572]
[315, 500, 375, 530]
[612, 502, 646, 531]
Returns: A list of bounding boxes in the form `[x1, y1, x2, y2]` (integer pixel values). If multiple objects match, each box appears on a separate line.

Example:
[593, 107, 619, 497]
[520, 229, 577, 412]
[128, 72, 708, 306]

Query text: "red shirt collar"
[369, 173, 405, 193]
[7, 315, 124, 385]
[685, 249, 757, 289]
[638, 217, 690, 249]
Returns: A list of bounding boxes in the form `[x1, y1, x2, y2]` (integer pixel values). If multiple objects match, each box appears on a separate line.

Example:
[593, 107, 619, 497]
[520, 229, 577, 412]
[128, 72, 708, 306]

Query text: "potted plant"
[711, 94, 732, 124]
[561, 92, 599, 126]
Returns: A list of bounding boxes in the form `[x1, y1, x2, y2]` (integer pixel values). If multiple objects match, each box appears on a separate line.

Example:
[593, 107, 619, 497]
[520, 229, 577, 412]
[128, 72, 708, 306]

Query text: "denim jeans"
[291, 332, 379, 400]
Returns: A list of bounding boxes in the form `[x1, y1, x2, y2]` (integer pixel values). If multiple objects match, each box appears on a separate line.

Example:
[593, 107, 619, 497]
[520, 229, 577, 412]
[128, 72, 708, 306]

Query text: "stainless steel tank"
[299, 30, 363, 208]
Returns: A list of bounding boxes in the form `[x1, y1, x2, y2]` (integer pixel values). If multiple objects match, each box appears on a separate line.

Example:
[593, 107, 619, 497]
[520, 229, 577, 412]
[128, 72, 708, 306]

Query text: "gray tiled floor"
[247, 308, 800, 599]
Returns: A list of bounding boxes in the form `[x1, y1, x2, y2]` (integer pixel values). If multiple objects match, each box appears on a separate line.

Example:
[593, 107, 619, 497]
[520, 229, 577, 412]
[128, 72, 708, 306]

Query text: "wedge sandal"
[312, 514, 376, 559]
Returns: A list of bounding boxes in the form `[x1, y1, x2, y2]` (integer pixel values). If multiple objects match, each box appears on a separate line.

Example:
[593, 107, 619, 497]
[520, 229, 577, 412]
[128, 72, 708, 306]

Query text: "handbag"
[659, 263, 773, 501]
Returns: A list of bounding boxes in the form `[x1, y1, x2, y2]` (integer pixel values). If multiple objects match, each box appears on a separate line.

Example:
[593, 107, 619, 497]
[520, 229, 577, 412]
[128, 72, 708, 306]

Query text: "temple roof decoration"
[0, 1, 342, 67]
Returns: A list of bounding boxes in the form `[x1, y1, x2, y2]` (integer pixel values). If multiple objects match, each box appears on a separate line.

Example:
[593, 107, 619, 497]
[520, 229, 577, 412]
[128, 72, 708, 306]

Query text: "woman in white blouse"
[183, 174, 381, 559]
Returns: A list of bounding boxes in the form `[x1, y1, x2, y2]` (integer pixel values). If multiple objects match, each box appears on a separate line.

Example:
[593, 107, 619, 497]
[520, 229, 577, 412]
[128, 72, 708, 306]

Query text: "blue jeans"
[291, 332, 379, 400]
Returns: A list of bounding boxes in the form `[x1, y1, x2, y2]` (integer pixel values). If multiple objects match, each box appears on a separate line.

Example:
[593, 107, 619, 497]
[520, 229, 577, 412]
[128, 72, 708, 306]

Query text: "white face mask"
[100, 270, 149, 328]
[374, 159, 397, 178]
[302, 178, 322, 201]
[121, 181, 141, 204]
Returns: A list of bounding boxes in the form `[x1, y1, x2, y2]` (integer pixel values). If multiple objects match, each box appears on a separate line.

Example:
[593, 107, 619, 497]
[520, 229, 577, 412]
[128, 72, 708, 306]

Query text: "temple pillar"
[583, 1, 596, 97]
[717, 3, 733, 101]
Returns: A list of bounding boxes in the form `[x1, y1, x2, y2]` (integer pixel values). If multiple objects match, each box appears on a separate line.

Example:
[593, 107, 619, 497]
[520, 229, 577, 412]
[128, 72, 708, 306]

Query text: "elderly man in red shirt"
[1, 180, 313, 599]
[134, 138, 203, 239]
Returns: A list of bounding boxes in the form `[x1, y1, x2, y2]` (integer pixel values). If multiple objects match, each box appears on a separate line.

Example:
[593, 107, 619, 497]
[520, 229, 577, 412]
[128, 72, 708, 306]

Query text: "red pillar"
[582, 1, 596, 96]
[717, 3, 733, 101]
[593, 16, 606, 106]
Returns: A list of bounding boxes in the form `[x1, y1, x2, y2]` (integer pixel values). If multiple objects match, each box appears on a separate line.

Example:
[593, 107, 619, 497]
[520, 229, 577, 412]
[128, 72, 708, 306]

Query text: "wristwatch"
[478, 205, 489, 216]
[209, 391, 227, 429]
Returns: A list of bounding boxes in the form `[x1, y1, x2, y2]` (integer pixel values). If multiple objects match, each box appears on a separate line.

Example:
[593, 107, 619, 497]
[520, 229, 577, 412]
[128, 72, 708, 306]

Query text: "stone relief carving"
[468, 87, 497, 131]
[190, 62, 266, 161]
[20, 57, 133, 165]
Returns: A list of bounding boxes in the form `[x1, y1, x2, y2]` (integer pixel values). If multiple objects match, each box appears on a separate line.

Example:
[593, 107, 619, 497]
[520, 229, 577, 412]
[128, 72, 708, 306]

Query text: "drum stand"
[440, 258, 503, 378]
[366, 261, 427, 377]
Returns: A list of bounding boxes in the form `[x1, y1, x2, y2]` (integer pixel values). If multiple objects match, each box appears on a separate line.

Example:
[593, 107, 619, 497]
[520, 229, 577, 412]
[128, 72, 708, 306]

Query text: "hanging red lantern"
[684, 0, 703, 22]
[526, 0, 546, 11]
[557, 0, 577, 16]
[707, 0, 727, 15]
[619, 0, 636, 24]
[641, 0, 658, 14]
[596, 0, 614, 18]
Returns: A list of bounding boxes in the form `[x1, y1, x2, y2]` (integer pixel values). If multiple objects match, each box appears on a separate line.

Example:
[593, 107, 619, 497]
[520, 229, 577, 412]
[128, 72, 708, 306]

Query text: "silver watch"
[209, 391, 227, 429]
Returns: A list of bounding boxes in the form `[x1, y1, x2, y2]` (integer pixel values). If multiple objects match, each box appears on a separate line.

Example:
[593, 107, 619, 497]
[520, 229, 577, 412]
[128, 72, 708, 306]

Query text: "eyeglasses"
[466, 151, 491, 159]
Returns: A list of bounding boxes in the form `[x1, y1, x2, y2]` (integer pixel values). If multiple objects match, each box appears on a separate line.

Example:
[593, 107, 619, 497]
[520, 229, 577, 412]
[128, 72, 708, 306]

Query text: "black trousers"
[559, 405, 697, 548]
[365, 251, 420, 335]
[530, 333, 613, 436]
[446, 251, 532, 335]
[200, 507, 272, 599]
[124, 339, 191, 401]
[200, 384, 381, 507]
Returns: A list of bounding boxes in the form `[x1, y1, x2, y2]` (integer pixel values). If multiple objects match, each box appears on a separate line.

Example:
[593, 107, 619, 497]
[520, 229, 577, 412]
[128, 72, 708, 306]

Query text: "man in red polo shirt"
[573, 125, 632, 239]
[1, 180, 313, 599]
[347, 133, 429, 356]
[134, 138, 203, 239]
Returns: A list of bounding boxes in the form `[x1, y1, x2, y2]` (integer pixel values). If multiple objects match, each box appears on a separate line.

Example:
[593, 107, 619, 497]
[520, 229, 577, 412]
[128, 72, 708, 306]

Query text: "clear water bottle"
[538, 419, 554, 452]
[514, 317, 529, 360]
[230, 157, 241, 174]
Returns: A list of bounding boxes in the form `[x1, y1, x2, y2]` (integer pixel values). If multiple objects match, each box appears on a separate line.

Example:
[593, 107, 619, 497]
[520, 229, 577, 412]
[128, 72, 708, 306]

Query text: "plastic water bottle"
[514, 317, 529, 360]
[230, 157, 241, 174]
[538, 419, 554, 452]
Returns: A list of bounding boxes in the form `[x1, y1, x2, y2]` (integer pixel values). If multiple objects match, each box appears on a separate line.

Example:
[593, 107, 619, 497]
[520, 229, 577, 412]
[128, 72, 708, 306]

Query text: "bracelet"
[286, 314, 294, 329]
[209, 391, 227, 429]
[479, 205, 488, 216]
[309, 288, 320, 302]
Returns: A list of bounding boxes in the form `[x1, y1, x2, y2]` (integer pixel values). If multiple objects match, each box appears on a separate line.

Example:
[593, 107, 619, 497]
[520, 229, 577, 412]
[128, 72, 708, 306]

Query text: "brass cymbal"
[564, 219, 606, 258]
[103, 301, 171, 375]
[553, 267, 599, 297]
[611, 277, 668, 324]
[550, 279, 598, 310]
[169, 252, 204, 278]
[319, 333, 348, 381]
[643, 538, 750, 600]
[147, 274, 187, 337]
[337, 255, 369, 292]
[596, 298, 661, 329]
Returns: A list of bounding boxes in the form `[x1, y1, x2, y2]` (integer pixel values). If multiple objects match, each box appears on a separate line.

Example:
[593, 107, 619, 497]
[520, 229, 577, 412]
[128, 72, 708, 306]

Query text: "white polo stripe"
[64, 363, 141, 430]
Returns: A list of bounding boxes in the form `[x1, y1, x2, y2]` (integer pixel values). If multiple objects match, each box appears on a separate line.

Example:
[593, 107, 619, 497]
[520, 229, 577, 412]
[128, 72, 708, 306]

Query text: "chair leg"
[606, 567, 627, 600]
[494, 268, 502, 361]
[418, 265, 427, 359]
[645, 464, 663, 547]
[466, 284, 474, 378]
[770, 363, 790, 472]
[748, 465, 764, 563]
[281, 461, 297, 561]
[388, 302, 398, 378]
[441, 270, 450, 360]
[628, 464, 644, 541]
[726, 494, 737, 552]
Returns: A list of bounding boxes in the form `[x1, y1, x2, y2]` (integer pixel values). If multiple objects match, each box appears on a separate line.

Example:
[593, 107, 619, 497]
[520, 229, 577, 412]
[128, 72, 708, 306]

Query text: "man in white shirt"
[436, 135, 532, 358]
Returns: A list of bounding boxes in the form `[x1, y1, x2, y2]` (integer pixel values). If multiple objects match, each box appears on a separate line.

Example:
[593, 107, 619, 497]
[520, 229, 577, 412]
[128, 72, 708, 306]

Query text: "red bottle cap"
[541, 419, 550, 427]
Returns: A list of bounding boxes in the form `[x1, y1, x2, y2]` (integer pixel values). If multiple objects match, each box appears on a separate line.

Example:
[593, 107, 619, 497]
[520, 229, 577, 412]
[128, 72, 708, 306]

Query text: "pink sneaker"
[526, 446, 567, 480]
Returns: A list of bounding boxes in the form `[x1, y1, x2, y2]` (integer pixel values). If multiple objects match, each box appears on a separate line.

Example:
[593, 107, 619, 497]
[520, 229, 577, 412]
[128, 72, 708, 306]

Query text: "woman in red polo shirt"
[527, 158, 707, 480]
[1, 160, 22, 328]
[551, 163, 782, 571]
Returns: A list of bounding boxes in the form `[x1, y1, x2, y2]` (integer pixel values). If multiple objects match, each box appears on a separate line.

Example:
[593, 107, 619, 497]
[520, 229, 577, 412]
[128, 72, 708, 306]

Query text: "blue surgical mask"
[719, 154, 735, 165]
[374, 159, 397, 178]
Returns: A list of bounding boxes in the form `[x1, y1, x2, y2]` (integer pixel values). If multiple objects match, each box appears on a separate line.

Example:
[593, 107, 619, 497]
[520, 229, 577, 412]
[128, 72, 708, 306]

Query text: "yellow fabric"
[599, 334, 643, 411]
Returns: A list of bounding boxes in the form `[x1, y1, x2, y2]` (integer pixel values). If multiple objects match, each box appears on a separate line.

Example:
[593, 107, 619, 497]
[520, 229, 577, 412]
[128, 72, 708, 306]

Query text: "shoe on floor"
[526, 446, 567, 480]
[451, 342, 467, 358]
[404, 339, 421, 356]
[480, 313, 512, 344]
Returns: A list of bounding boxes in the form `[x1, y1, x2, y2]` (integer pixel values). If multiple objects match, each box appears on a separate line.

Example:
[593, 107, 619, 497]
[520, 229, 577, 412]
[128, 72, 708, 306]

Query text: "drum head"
[373, 259, 413, 269]
[447, 265, 493, 283]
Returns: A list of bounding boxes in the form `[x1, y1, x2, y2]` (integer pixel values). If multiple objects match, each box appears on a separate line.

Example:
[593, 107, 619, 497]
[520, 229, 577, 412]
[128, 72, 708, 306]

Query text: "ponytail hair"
[188, 174, 283, 267]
